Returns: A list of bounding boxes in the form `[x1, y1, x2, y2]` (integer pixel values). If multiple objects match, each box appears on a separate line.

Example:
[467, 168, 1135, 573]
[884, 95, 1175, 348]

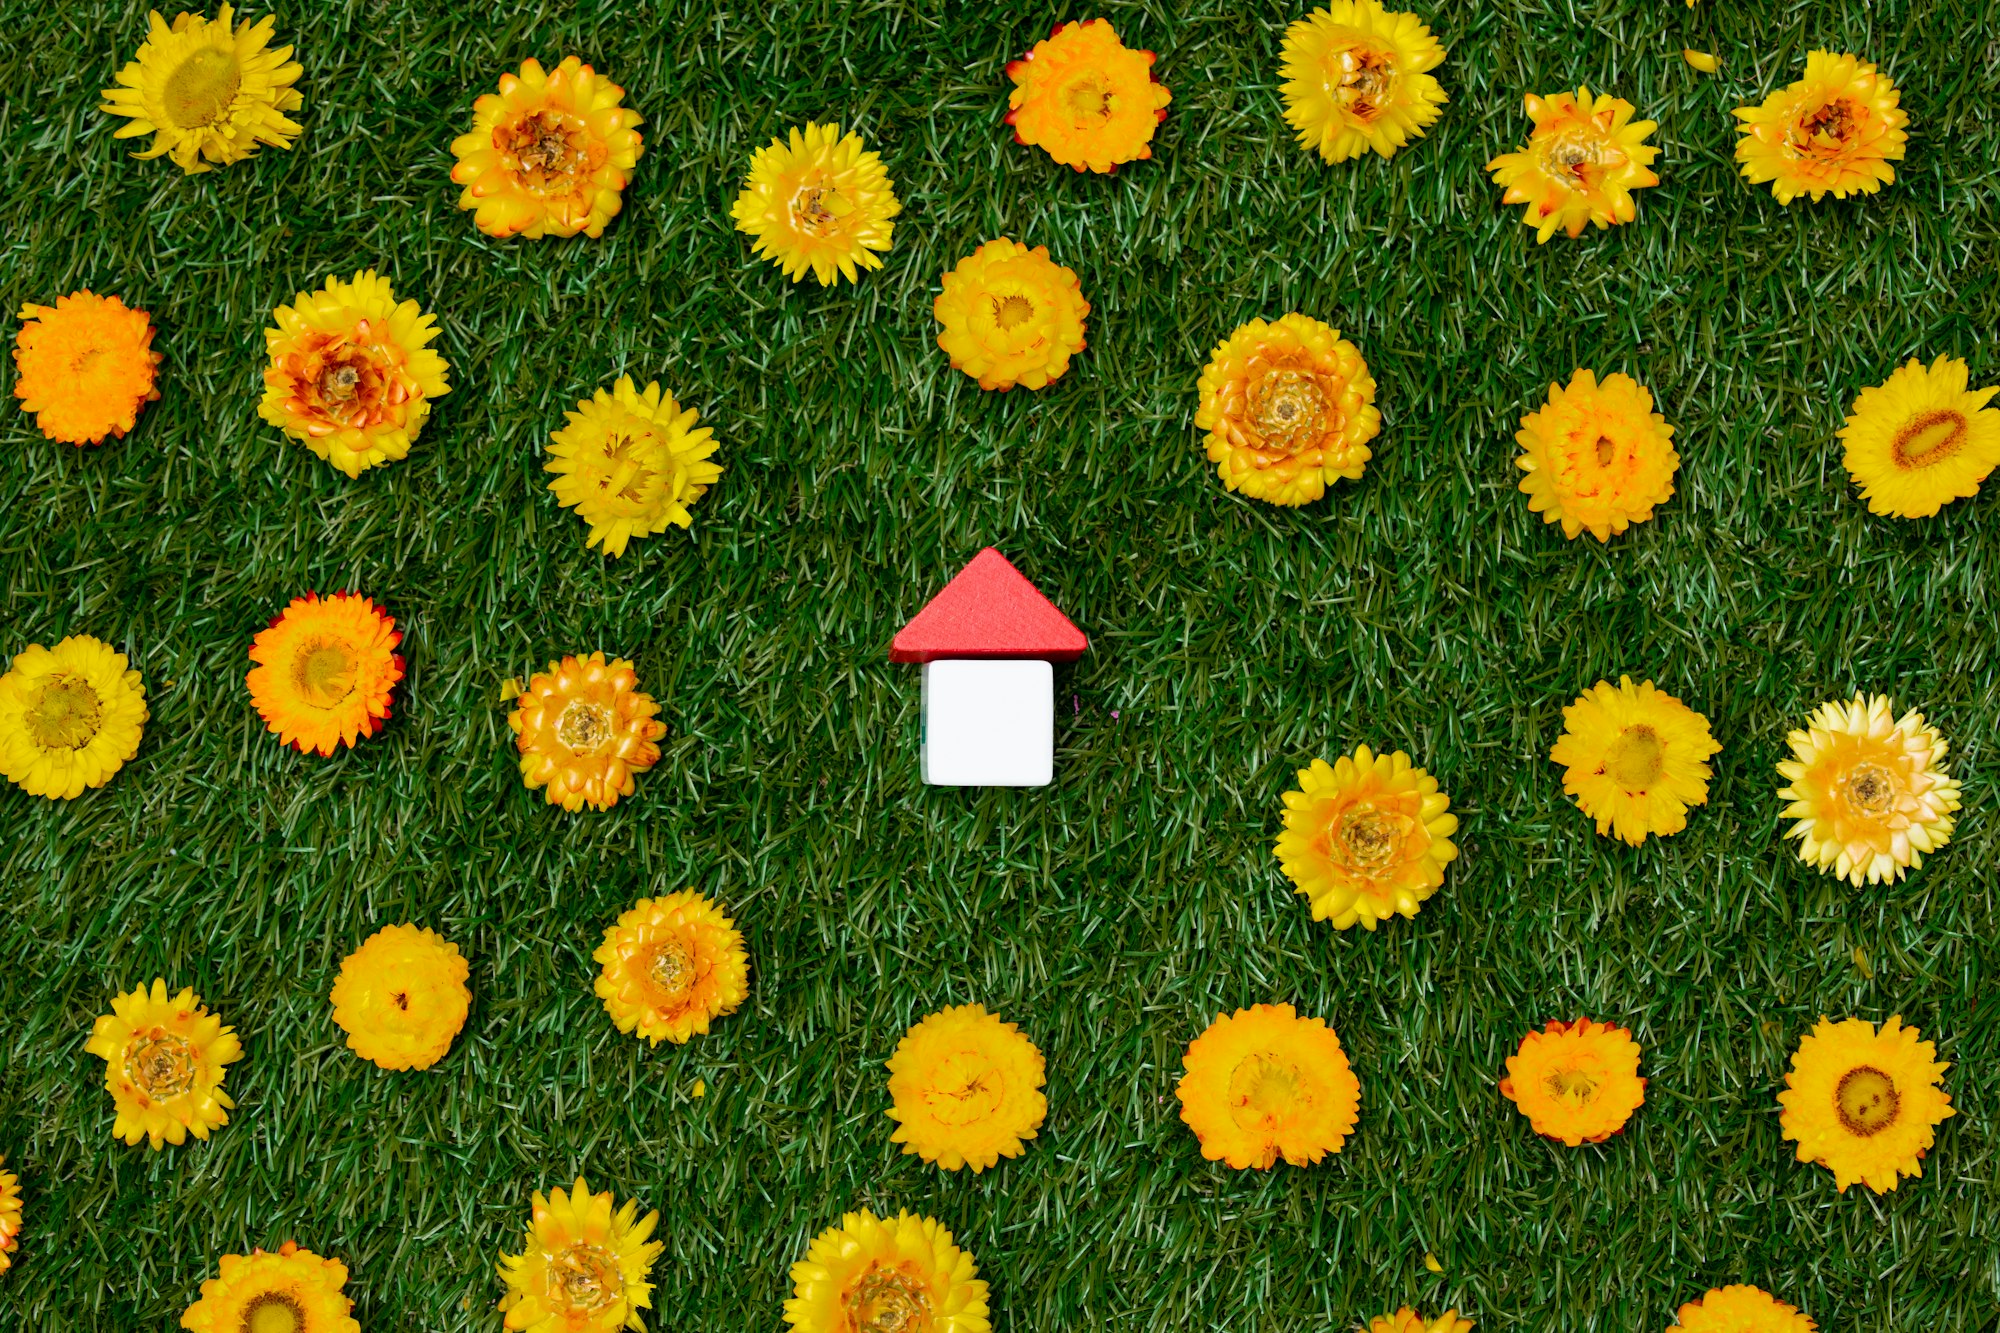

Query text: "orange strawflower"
[1195, 313, 1381, 505]
[450, 56, 644, 240]
[1176, 1002, 1361, 1169]
[1005, 19, 1170, 174]
[246, 593, 404, 756]
[1500, 1017, 1646, 1146]
[506, 652, 667, 812]
[12, 292, 162, 445]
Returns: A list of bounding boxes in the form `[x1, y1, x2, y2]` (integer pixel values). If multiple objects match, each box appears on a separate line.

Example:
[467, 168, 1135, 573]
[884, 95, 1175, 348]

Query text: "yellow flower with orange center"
[12, 292, 162, 445]
[593, 891, 749, 1045]
[451, 56, 644, 240]
[732, 121, 900, 285]
[1500, 1017, 1645, 1146]
[507, 652, 667, 812]
[1839, 356, 2000, 519]
[784, 1210, 991, 1333]
[1280, 1, 1448, 164]
[934, 238, 1089, 392]
[1005, 19, 1170, 174]
[180, 1240, 360, 1333]
[99, 4, 303, 174]
[0, 1156, 19, 1276]
[1368, 1311, 1474, 1333]
[1177, 1002, 1361, 1169]
[246, 593, 404, 756]
[1195, 313, 1382, 505]
[1487, 87, 1660, 242]
[1516, 369, 1678, 541]
[496, 1178, 663, 1333]
[1670, 1285, 1818, 1333]
[329, 924, 471, 1071]
[258, 270, 451, 478]
[84, 979, 243, 1150]
[887, 1003, 1047, 1173]
[1778, 1015, 1953, 1194]
[0, 633, 149, 800]
[547, 376, 723, 558]
[1735, 52, 1906, 205]
[1550, 677, 1721, 845]
[1776, 694, 1959, 886]
[1274, 745, 1457, 931]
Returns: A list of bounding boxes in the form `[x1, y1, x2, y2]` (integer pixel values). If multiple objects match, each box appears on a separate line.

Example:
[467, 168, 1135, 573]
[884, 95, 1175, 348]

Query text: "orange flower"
[1500, 1018, 1646, 1146]
[1486, 87, 1660, 242]
[12, 292, 162, 445]
[1195, 313, 1381, 505]
[1735, 52, 1906, 205]
[1516, 369, 1678, 541]
[593, 891, 750, 1045]
[450, 56, 644, 240]
[246, 593, 404, 756]
[1176, 1002, 1361, 1169]
[1005, 19, 1170, 174]
[506, 652, 666, 812]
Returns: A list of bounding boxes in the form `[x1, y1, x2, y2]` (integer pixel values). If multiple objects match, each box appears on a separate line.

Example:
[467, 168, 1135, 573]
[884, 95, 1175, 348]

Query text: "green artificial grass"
[3, 0, 1999, 1328]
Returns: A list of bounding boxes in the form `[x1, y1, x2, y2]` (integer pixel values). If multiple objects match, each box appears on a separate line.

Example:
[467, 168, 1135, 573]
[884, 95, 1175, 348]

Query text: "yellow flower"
[1274, 745, 1458, 931]
[100, 4, 303, 174]
[0, 633, 148, 800]
[180, 1240, 360, 1333]
[1838, 356, 2000, 519]
[547, 376, 723, 557]
[0, 1155, 20, 1276]
[593, 891, 749, 1045]
[1367, 1311, 1474, 1333]
[507, 652, 667, 812]
[497, 1178, 663, 1333]
[452, 57, 643, 241]
[329, 924, 471, 1071]
[246, 592, 404, 756]
[258, 270, 451, 478]
[731, 121, 900, 285]
[1500, 1017, 1645, 1146]
[1195, 313, 1382, 505]
[784, 1210, 990, 1333]
[1776, 694, 1959, 886]
[1779, 1015, 1953, 1194]
[1734, 52, 1906, 205]
[934, 238, 1089, 392]
[1486, 87, 1660, 242]
[12, 292, 162, 446]
[1670, 1285, 1818, 1333]
[1550, 677, 1721, 845]
[84, 979, 243, 1150]
[1516, 369, 1678, 541]
[1005, 19, 1170, 174]
[1176, 1002, 1361, 1169]
[886, 1003, 1047, 1173]
[1280, 1, 1448, 164]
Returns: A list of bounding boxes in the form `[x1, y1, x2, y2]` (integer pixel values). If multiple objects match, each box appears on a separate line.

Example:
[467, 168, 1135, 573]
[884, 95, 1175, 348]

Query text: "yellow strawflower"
[784, 1210, 990, 1333]
[1776, 694, 1959, 886]
[100, 4, 303, 173]
[546, 376, 723, 557]
[1669, 1285, 1818, 1333]
[1778, 1015, 1953, 1194]
[330, 924, 471, 1071]
[593, 891, 749, 1045]
[1177, 1003, 1360, 1169]
[732, 121, 900, 285]
[886, 1003, 1046, 1172]
[1735, 52, 1906, 205]
[1550, 677, 1721, 845]
[85, 979, 243, 1150]
[1280, 1, 1448, 164]
[179, 1240, 360, 1333]
[451, 57, 644, 240]
[1195, 313, 1382, 505]
[496, 1178, 663, 1333]
[1516, 369, 1678, 541]
[1274, 745, 1457, 930]
[934, 238, 1089, 391]
[1500, 1018, 1646, 1146]
[507, 652, 667, 812]
[1487, 87, 1659, 242]
[0, 634, 148, 800]
[1839, 355, 2000, 518]
[0, 1155, 19, 1275]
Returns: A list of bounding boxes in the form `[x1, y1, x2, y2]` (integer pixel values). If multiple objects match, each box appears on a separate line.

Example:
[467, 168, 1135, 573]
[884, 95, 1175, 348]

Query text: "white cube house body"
[921, 659, 1054, 787]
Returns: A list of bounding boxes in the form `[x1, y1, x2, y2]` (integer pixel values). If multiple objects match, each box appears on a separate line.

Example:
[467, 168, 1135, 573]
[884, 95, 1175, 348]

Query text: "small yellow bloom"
[1670, 1284, 1818, 1333]
[1779, 1015, 1953, 1194]
[1683, 49, 1719, 74]
[180, 1240, 360, 1333]
[1487, 87, 1660, 242]
[1195, 313, 1382, 505]
[329, 924, 471, 1071]
[1280, 1, 1448, 164]
[1368, 1311, 1474, 1333]
[1550, 677, 1721, 845]
[1735, 51, 1906, 205]
[547, 376, 723, 557]
[1274, 745, 1458, 931]
[783, 1210, 990, 1333]
[887, 1003, 1047, 1173]
[496, 1178, 663, 1333]
[593, 891, 749, 1045]
[1777, 694, 1959, 886]
[1006, 19, 1170, 174]
[1177, 1002, 1361, 1169]
[85, 979, 243, 1150]
[732, 121, 900, 285]
[246, 593, 403, 756]
[0, 634, 148, 800]
[12, 292, 163, 445]
[450, 56, 644, 240]
[1516, 369, 1678, 541]
[1500, 1018, 1646, 1146]
[100, 4, 303, 174]
[934, 238, 1089, 391]
[507, 652, 668, 812]
[0, 1155, 20, 1276]
[1839, 355, 2000, 519]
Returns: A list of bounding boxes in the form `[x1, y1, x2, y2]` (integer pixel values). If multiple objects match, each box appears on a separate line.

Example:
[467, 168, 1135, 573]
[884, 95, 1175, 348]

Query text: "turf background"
[3, 0, 1999, 1328]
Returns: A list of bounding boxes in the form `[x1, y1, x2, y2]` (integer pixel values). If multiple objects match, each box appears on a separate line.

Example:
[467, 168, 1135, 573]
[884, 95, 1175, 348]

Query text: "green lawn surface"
[3, 0, 1998, 1328]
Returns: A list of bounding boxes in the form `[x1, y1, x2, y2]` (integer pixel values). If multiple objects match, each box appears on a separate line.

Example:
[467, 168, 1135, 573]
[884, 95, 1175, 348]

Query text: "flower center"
[24, 674, 104, 751]
[791, 182, 852, 237]
[1835, 1065, 1899, 1137]
[647, 939, 695, 998]
[546, 1241, 622, 1315]
[125, 1031, 199, 1101]
[292, 641, 357, 709]
[241, 1292, 305, 1333]
[992, 294, 1035, 332]
[1793, 99, 1856, 155]
[319, 362, 361, 406]
[1248, 369, 1327, 453]
[1543, 1066, 1599, 1109]
[556, 699, 615, 752]
[1062, 75, 1116, 124]
[1333, 806, 1408, 872]
[163, 46, 242, 130]
[1227, 1052, 1301, 1127]
[1891, 410, 1968, 469]
[1605, 725, 1665, 790]
[1593, 434, 1617, 467]
[1842, 762, 1899, 817]
[505, 111, 587, 187]
[1335, 48, 1394, 121]
[847, 1265, 931, 1333]
[1542, 129, 1621, 188]
[921, 1052, 1005, 1127]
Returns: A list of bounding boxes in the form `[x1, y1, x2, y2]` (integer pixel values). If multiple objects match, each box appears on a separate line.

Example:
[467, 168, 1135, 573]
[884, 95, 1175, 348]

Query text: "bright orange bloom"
[507, 652, 667, 812]
[450, 56, 644, 240]
[12, 292, 162, 445]
[1735, 52, 1906, 205]
[1195, 313, 1381, 505]
[1005, 19, 1170, 174]
[1500, 1017, 1646, 1146]
[246, 593, 404, 756]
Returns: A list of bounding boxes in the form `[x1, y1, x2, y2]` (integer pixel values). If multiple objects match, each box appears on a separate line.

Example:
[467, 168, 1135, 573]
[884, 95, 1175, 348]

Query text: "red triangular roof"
[890, 548, 1089, 663]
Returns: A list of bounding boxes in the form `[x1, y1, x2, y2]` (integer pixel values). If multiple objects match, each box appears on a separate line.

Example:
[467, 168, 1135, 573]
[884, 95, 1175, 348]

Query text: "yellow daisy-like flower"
[547, 376, 723, 558]
[593, 891, 749, 1046]
[1177, 1002, 1361, 1169]
[934, 237, 1089, 392]
[0, 1155, 20, 1276]
[0, 634, 148, 800]
[1367, 1311, 1474, 1333]
[1273, 745, 1458, 931]
[1279, 1, 1448, 164]
[258, 270, 451, 479]
[497, 1178, 663, 1333]
[329, 924, 471, 1072]
[784, 1210, 990, 1333]
[1195, 313, 1382, 505]
[731, 121, 900, 286]
[12, 292, 163, 446]
[1734, 52, 1907, 206]
[1779, 1015, 1954, 1194]
[1550, 677, 1721, 846]
[507, 652, 667, 812]
[180, 1240, 360, 1333]
[1005, 19, 1171, 175]
[1670, 1285, 1818, 1333]
[451, 57, 644, 241]
[1838, 356, 2000, 519]
[246, 592, 403, 757]
[84, 979, 243, 1150]
[886, 1003, 1047, 1173]
[1516, 369, 1678, 541]
[1776, 694, 1959, 886]
[1487, 87, 1660, 243]
[1500, 1017, 1646, 1146]
[99, 4, 303, 174]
